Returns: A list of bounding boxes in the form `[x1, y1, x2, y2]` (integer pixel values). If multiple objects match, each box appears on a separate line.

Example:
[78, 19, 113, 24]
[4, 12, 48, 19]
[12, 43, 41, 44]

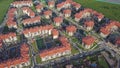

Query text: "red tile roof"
[35, 4, 43, 10]
[6, 8, 17, 27]
[40, 36, 71, 58]
[0, 43, 29, 68]
[52, 29, 59, 36]
[53, 17, 63, 23]
[44, 10, 52, 16]
[63, 9, 71, 14]
[57, 2, 65, 9]
[11, 1, 33, 7]
[22, 16, 41, 25]
[82, 36, 95, 45]
[84, 21, 94, 27]
[93, 11, 104, 20]
[23, 25, 53, 34]
[66, 25, 77, 33]
[0, 32, 16, 40]
[48, 1, 55, 6]
[100, 20, 119, 35]
[72, 2, 81, 8]
[22, 7, 35, 17]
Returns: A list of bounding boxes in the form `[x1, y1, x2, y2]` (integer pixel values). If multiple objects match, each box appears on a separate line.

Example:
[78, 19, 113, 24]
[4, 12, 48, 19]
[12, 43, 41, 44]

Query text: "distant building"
[66, 25, 77, 36]
[53, 17, 63, 26]
[11, 1, 33, 8]
[0, 43, 30, 68]
[82, 36, 95, 49]
[39, 36, 71, 61]
[44, 10, 52, 19]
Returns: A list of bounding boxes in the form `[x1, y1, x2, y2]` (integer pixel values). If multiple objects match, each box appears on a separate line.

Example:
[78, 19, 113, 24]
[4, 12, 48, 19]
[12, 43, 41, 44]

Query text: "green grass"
[74, 0, 120, 21]
[0, 0, 14, 24]
[98, 56, 109, 68]
[32, 40, 39, 53]
[71, 46, 79, 54]
[36, 55, 42, 64]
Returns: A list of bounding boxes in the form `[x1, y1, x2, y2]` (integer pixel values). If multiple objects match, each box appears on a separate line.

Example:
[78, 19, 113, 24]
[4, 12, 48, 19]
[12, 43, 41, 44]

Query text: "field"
[0, 0, 14, 24]
[74, 0, 120, 21]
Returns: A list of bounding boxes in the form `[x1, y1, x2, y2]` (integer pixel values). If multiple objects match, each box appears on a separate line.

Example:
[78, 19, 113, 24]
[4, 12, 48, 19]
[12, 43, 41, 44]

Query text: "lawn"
[74, 0, 120, 21]
[98, 56, 109, 68]
[0, 0, 14, 24]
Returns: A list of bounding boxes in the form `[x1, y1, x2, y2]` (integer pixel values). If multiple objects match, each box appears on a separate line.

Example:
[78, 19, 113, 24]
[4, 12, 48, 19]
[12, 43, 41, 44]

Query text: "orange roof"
[53, 17, 63, 23]
[93, 11, 104, 20]
[52, 29, 59, 36]
[84, 21, 94, 27]
[44, 10, 52, 16]
[0, 43, 29, 67]
[22, 7, 35, 17]
[22, 16, 41, 25]
[48, 1, 54, 6]
[66, 25, 77, 33]
[82, 36, 95, 45]
[72, 2, 81, 8]
[57, 2, 65, 8]
[63, 9, 71, 14]
[116, 37, 120, 45]
[40, 36, 71, 57]
[100, 20, 118, 35]
[23, 25, 53, 34]
[0, 32, 16, 40]
[100, 27, 110, 35]
[35, 4, 43, 10]
[11, 1, 32, 6]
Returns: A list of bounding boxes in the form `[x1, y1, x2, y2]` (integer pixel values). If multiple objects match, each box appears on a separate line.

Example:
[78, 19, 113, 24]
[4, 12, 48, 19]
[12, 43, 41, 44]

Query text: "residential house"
[53, 16, 63, 26]
[66, 25, 77, 36]
[82, 36, 95, 49]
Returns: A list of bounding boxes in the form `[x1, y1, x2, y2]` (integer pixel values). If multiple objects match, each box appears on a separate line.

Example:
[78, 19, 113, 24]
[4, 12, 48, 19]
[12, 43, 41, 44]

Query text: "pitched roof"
[48, 1, 54, 6]
[66, 25, 77, 33]
[40, 36, 71, 57]
[63, 9, 71, 14]
[53, 16, 63, 23]
[44, 10, 52, 16]
[22, 16, 41, 25]
[52, 29, 59, 36]
[35, 4, 43, 10]
[82, 36, 95, 45]
[0, 43, 29, 67]
[84, 21, 94, 27]
[0, 32, 16, 40]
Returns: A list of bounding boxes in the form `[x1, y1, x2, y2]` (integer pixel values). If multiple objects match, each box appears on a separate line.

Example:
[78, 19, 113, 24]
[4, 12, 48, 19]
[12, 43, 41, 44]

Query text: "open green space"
[98, 56, 109, 68]
[74, 0, 120, 21]
[32, 40, 39, 53]
[36, 55, 42, 64]
[36, 38, 46, 50]
[0, 0, 14, 24]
